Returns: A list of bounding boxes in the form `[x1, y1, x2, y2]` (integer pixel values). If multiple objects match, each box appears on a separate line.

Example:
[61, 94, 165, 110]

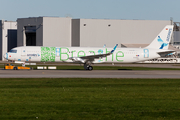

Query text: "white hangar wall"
[43, 17, 71, 47]
[72, 19, 171, 47]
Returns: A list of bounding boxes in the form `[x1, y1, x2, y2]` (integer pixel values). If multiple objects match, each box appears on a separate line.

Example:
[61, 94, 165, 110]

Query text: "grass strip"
[0, 78, 180, 119]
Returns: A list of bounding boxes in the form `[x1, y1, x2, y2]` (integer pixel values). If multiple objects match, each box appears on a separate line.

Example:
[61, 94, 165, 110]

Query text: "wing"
[69, 44, 118, 63]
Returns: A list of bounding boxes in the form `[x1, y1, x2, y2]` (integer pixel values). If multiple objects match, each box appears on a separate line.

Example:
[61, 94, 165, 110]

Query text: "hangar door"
[8, 30, 17, 52]
[25, 26, 36, 46]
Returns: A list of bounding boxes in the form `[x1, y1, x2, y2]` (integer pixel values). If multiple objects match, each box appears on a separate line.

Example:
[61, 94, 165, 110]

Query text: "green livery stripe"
[41, 47, 56, 62]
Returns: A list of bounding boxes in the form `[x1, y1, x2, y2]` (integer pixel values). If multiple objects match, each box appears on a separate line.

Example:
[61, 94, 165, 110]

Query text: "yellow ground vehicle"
[4, 63, 32, 70]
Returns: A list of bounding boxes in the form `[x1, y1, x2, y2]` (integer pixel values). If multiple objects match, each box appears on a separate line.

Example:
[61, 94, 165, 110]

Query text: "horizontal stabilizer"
[157, 50, 175, 57]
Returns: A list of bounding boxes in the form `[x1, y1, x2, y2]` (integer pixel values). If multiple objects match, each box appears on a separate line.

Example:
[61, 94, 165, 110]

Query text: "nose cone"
[3, 53, 8, 60]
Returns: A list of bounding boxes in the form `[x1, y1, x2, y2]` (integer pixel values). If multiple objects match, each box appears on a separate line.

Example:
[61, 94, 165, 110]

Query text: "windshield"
[9, 49, 17, 53]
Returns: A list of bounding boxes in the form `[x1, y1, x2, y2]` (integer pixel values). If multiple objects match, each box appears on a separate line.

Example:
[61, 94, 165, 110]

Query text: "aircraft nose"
[3, 53, 8, 60]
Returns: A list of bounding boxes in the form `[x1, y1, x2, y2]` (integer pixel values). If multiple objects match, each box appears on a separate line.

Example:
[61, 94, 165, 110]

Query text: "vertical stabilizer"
[146, 25, 173, 50]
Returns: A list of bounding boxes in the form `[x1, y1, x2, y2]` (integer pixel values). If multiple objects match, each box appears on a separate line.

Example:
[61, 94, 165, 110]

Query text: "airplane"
[4, 25, 174, 70]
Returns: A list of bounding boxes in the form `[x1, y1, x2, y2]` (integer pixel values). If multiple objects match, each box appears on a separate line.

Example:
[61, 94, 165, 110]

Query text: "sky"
[0, 0, 180, 22]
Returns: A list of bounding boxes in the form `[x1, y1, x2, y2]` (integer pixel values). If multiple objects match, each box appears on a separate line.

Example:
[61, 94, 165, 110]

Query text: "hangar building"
[72, 19, 172, 47]
[17, 17, 172, 48]
[173, 22, 180, 47]
[17, 17, 71, 47]
[0, 20, 17, 60]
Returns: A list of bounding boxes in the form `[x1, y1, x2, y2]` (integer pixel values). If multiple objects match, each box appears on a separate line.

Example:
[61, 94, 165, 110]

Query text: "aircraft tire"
[88, 66, 93, 71]
[84, 64, 89, 70]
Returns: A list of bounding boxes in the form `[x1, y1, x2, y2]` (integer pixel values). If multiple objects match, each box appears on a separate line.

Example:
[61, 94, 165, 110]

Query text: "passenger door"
[21, 48, 26, 61]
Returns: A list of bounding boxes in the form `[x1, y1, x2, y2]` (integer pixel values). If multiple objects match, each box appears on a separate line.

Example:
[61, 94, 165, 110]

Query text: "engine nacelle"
[70, 57, 86, 63]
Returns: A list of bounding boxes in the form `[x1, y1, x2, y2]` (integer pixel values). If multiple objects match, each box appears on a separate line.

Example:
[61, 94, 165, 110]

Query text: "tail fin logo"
[166, 28, 172, 42]
[157, 36, 168, 49]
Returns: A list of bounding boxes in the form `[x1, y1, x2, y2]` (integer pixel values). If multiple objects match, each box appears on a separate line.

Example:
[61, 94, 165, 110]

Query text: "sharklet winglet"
[111, 44, 118, 53]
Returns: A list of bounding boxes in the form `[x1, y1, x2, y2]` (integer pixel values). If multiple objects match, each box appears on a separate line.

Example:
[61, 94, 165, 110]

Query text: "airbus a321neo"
[4, 25, 174, 70]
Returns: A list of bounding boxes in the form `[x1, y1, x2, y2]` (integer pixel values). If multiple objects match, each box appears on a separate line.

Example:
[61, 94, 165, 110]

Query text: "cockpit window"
[9, 49, 17, 53]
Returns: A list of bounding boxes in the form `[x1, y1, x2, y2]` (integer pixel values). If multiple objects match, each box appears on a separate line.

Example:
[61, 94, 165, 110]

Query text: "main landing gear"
[84, 63, 93, 71]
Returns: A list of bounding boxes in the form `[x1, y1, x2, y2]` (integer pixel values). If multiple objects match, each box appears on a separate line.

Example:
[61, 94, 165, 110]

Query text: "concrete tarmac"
[0, 63, 180, 78]
[0, 69, 180, 78]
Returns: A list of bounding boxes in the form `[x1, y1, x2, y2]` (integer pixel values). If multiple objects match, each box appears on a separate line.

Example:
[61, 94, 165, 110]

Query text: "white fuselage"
[5, 46, 162, 63]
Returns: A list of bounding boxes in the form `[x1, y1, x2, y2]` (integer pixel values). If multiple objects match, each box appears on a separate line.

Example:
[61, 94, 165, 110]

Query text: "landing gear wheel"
[84, 64, 93, 71]
[84, 65, 89, 70]
[88, 66, 93, 71]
